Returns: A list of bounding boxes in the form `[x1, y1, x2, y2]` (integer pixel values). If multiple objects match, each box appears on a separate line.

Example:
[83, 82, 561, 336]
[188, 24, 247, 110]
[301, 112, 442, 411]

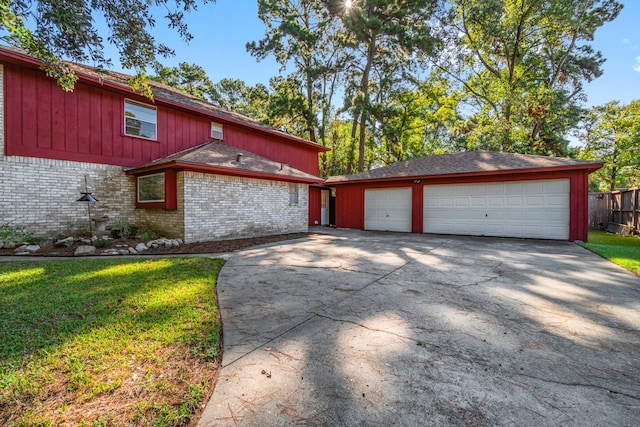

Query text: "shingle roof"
[127, 141, 323, 183]
[0, 45, 327, 152]
[326, 151, 602, 183]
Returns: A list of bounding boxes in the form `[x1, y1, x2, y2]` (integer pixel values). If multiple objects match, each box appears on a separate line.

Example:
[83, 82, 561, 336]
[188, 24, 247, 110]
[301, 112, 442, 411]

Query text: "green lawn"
[0, 257, 224, 426]
[580, 231, 640, 275]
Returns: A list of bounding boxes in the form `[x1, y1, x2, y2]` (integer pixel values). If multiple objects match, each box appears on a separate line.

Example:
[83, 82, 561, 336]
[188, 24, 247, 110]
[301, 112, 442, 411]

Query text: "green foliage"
[151, 62, 217, 102]
[579, 100, 640, 191]
[0, 257, 224, 424]
[434, 0, 622, 155]
[110, 220, 137, 239]
[0, 223, 34, 244]
[0, 0, 215, 94]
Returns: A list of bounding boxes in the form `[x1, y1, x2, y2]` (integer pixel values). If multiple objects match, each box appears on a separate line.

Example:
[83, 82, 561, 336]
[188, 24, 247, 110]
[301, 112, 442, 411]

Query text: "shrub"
[0, 223, 34, 244]
[110, 220, 137, 239]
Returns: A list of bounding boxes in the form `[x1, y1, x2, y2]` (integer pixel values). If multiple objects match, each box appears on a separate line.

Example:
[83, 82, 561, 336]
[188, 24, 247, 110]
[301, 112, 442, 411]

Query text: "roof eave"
[327, 163, 604, 184]
[127, 161, 323, 184]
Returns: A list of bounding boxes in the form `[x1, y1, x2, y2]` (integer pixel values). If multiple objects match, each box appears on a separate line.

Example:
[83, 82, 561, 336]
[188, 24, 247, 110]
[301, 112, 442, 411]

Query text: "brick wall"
[0, 64, 137, 237]
[182, 172, 309, 242]
[134, 173, 185, 238]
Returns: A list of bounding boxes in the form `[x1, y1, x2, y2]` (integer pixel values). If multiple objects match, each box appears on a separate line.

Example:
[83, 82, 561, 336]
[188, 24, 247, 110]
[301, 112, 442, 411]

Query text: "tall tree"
[580, 100, 640, 191]
[436, 0, 622, 155]
[1, 0, 214, 94]
[248, 0, 347, 145]
[331, 0, 440, 172]
[151, 62, 216, 101]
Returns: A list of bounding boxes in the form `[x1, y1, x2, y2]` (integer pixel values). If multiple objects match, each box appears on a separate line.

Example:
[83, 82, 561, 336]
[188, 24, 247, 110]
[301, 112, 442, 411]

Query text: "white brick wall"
[183, 172, 309, 242]
[0, 156, 136, 237]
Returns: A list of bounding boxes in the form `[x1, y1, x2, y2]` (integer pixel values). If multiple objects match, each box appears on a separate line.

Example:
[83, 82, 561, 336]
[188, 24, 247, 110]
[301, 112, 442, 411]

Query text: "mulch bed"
[0, 233, 310, 257]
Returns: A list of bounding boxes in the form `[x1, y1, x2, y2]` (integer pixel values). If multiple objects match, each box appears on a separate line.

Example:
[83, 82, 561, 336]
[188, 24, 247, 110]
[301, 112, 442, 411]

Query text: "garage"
[423, 179, 570, 240]
[327, 151, 602, 241]
[364, 188, 412, 232]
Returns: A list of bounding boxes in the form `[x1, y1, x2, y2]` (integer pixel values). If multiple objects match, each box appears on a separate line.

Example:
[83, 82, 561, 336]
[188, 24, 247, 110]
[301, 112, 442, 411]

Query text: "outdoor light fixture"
[77, 176, 99, 237]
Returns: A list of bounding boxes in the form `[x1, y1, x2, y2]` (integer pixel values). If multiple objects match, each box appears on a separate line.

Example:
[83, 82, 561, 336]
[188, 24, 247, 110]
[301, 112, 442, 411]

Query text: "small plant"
[110, 220, 137, 239]
[137, 228, 161, 241]
[94, 238, 109, 248]
[0, 223, 34, 244]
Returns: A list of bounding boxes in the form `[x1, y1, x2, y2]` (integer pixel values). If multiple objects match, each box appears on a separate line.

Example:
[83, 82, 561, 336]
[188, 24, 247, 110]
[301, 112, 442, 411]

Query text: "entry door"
[423, 179, 570, 240]
[321, 190, 330, 225]
[364, 188, 412, 232]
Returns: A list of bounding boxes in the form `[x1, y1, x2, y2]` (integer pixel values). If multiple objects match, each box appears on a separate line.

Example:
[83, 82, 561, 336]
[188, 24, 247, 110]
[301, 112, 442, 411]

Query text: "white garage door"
[423, 179, 570, 240]
[365, 188, 412, 232]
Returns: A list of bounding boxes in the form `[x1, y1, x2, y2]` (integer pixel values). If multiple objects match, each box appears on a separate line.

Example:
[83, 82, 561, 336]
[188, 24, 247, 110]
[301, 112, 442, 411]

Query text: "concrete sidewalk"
[198, 228, 640, 426]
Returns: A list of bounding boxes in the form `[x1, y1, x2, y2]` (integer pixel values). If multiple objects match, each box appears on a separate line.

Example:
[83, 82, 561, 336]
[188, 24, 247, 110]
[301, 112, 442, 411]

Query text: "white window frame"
[211, 122, 223, 140]
[124, 99, 158, 140]
[137, 173, 165, 203]
[289, 183, 299, 206]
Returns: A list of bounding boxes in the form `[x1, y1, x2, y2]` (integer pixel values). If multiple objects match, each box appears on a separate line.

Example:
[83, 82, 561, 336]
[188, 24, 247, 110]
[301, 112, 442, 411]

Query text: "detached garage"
[326, 151, 602, 241]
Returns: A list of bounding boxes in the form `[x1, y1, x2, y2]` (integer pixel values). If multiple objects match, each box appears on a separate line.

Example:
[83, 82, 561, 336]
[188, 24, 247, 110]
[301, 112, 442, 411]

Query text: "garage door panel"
[364, 188, 412, 233]
[424, 179, 569, 240]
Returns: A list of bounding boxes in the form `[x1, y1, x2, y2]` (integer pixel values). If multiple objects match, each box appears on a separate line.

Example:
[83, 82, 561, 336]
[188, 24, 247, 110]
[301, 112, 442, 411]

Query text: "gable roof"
[0, 45, 328, 153]
[126, 141, 323, 184]
[327, 151, 603, 183]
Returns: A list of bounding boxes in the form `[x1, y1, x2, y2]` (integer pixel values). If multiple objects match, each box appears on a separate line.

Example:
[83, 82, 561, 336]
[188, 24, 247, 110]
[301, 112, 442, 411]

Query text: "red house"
[0, 46, 328, 241]
[327, 151, 602, 241]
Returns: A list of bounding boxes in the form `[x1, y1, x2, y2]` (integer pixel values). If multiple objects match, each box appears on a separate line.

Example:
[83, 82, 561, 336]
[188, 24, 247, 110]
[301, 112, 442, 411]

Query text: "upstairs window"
[124, 99, 157, 140]
[138, 173, 165, 203]
[211, 122, 223, 140]
[289, 183, 299, 206]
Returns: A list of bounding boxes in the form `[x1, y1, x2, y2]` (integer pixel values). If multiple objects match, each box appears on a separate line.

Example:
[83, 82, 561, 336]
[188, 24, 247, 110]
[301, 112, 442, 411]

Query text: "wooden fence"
[588, 188, 640, 234]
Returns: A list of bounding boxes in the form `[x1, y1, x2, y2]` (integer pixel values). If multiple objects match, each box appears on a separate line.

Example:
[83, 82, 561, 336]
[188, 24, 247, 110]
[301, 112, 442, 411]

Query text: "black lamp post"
[77, 176, 99, 237]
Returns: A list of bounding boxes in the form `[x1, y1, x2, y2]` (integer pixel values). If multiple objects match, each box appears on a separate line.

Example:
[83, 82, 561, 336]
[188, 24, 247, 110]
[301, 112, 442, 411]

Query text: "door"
[423, 179, 570, 240]
[321, 190, 330, 225]
[364, 187, 412, 232]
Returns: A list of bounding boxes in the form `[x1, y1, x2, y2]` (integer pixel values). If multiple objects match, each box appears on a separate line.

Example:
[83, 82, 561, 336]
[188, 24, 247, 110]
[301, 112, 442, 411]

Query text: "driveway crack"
[516, 372, 640, 401]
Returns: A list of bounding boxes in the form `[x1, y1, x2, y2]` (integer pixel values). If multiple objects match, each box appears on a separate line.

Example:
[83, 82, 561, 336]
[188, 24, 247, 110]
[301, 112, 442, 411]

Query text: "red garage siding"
[333, 170, 592, 241]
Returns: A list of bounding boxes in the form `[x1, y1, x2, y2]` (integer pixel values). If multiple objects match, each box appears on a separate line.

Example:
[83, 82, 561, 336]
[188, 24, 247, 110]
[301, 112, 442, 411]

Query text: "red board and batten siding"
[3, 63, 321, 175]
[333, 169, 592, 241]
[308, 187, 323, 226]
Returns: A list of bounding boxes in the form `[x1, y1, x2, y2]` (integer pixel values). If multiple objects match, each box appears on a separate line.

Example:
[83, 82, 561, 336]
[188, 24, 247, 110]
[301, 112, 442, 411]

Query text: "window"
[138, 173, 165, 202]
[289, 183, 299, 206]
[211, 122, 223, 140]
[124, 99, 157, 140]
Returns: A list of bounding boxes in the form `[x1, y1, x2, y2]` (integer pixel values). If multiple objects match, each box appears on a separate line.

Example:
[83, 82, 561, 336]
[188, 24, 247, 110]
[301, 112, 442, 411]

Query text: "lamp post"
[76, 176, 99, 237]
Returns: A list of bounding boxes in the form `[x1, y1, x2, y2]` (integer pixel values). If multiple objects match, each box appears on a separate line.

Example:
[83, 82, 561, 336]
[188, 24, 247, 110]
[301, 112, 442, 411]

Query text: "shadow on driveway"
[198, 228, 640, 426]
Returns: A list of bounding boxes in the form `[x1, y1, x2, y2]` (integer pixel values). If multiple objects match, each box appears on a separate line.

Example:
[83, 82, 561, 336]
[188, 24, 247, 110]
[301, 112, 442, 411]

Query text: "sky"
[94, 0, 640, 108]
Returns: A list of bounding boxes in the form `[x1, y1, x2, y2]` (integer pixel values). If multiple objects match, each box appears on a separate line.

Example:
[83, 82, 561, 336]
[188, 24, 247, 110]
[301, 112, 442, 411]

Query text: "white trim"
[211, 122, 223, 140]
[124, 98, 158, 140]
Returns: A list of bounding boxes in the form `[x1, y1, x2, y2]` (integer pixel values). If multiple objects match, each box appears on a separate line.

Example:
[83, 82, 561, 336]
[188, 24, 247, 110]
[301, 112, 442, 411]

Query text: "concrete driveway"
[198, 228, 640, 426]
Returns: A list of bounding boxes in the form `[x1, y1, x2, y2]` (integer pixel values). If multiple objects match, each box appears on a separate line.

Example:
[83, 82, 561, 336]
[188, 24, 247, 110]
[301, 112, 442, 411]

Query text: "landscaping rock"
[135, 242, 148, 252]
[79, 238, 93, 244]
[3, 241, 16, 249]
[128, 248, 138, 255]
[74, 245, 96, 256]
[24, 245, 41, 253]
[14, 245, 40, 254]
[118, 249, 130, 255]
[55, 237, 75, 247]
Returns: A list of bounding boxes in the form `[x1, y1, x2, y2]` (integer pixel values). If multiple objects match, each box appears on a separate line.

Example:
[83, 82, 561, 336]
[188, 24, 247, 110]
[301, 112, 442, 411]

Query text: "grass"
[0, 257, 224, 426]
[580, 231, 640, 275]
